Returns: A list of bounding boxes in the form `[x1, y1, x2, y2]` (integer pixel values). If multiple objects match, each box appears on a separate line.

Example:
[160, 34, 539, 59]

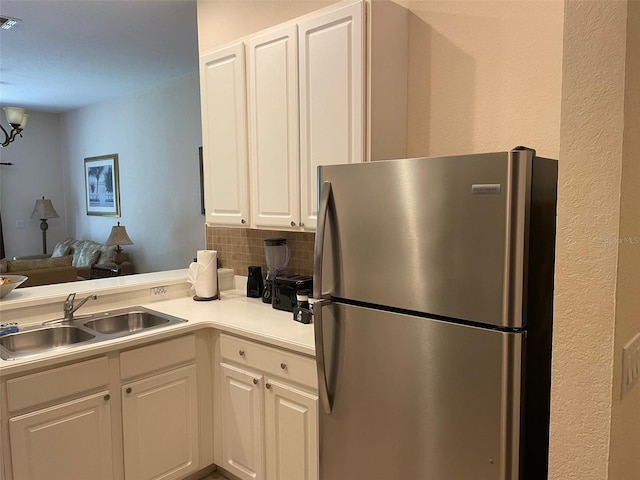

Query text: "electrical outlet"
[150, 286, 169, 302]
[621, 333, 640, 399]
[15, 219, 24, 229]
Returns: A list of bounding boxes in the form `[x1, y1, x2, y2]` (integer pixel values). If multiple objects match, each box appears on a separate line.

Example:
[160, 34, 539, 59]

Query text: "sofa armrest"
[13, 266, 79, 287]
[14, 254, 52, 261]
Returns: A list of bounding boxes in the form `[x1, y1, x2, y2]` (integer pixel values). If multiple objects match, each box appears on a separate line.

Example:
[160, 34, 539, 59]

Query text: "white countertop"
[143, 290, 315, 356]
[0, 271, 316, 377]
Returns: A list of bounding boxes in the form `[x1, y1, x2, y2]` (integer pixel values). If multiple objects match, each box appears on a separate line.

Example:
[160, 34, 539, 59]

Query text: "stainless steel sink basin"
[0, 326, 96, 359]
[83, 310, 172, 334]
[0, 306, 186, 360]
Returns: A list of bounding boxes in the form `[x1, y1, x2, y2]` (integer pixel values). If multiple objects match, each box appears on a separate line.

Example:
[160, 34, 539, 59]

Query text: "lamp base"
[113, 249, 129, 265]
[39, 219, 49, 255]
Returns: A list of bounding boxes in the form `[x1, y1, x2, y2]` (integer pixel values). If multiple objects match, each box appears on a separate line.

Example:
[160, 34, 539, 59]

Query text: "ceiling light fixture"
[1, 107, 29, 147]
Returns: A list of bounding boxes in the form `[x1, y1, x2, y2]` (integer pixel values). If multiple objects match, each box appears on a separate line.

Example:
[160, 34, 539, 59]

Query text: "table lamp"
[105, 222, 134, 265]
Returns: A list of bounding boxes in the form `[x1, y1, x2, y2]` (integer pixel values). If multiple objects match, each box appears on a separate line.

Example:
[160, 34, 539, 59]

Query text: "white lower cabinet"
[264, 378, 318, 480]
[1, 327, 316, 480]
[4, 357, 113, 480]
[9, 391, 114, 480]
[122, 365, 199, 480]
[217, 334, 318, 480]
[1, 334, 206, 480]
[219, 363, 265, 480]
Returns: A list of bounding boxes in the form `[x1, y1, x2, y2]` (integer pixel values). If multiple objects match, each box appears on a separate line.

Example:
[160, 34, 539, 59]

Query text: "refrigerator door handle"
[313, 298, 333, 414]
[313, 180, 332, 301]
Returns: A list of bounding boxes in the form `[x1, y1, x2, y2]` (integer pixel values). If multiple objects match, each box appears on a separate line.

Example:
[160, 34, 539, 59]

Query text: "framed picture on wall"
[84, 154, 121, 217]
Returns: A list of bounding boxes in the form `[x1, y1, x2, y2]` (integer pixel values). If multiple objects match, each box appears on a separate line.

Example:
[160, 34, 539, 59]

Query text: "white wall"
[60, 71, 204, 273]
[61, 71, 205, 273]
[1, 72, 203, 272]
[0, 111, 67, 258]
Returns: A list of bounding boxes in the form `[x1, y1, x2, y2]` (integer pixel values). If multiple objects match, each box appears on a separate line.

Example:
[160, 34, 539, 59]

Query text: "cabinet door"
[298, 1, 365, 229]
[200, 43, 250, 227]
[264, 379, 318, 480]
[9, 391, 113, 480]
[122, 365, 199, 480]
[247, 25, 301, 230]
[219, 362, 265, 480]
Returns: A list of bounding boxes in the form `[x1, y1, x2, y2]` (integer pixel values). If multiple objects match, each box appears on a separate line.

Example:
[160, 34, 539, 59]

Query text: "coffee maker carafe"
[262, 238, 289, 303]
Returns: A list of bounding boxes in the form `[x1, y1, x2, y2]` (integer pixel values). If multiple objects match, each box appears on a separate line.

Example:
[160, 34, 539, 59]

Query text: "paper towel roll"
[190, 250, 218, 299]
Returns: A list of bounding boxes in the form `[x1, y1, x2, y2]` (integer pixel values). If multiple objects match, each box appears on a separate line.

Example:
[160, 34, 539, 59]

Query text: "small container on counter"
[292, 289, 312, 324]
[247, 266, 264, 298]
[0, 322, 19, 336]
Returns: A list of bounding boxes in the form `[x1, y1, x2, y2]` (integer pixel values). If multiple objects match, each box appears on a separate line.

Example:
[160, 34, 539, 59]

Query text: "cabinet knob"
[300, 222, 304, 227]
[239, 349, 245, 357]
[290, 221, 296, 227]
[280, 363, 287, 370]
[126, 387, 132, 394]
[253, 378, 259, 385]
[241, 219, 246, 224]
[265, 383, 272, 390]
[104, 394, 111, 401]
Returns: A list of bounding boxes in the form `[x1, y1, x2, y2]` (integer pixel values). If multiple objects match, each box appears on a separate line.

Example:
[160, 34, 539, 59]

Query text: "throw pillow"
[96, 244, 117, 264]
[51, 242, 71, 258]
[74, 243, 101, 267]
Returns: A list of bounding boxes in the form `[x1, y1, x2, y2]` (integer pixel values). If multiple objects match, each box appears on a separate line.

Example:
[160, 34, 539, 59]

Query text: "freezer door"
[316, 150, 533, 328]
[317, 302, 522, 480]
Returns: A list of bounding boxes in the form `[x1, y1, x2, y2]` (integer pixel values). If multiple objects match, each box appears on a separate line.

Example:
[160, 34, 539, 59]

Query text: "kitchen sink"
[0, 306, 186, 360]
[0, 326, 96, 359]
[83, 310, 172, 334]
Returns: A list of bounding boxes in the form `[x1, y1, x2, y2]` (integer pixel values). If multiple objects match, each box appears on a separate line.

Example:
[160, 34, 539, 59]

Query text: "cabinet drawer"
[6, 357, 109, 412]
[220, 334, 317, 390]
[120, 334, 196, 380]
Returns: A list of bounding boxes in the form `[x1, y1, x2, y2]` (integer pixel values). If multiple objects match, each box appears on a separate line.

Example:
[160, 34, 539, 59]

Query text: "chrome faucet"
[63, 293, 98, 322]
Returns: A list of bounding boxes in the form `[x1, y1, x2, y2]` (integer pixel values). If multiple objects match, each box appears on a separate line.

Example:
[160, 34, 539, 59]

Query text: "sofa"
[1, 238, 134, 288]
[0, 255, 78, 287]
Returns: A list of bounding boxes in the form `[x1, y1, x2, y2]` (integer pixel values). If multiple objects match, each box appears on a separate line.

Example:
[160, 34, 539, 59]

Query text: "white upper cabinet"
[247, 25, 301, 229]
[200, 43, 250, 227]
[200, 0, 408, 230]
[298, 1, 365, 229]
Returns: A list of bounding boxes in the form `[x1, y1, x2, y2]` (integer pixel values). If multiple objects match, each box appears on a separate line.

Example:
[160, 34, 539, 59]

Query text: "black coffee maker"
[262, 238, 290, 304]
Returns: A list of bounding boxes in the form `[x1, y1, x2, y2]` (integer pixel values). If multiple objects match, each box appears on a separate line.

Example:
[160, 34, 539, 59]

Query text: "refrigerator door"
[317, 302, 522, 480]
[316, 150, 532, 328]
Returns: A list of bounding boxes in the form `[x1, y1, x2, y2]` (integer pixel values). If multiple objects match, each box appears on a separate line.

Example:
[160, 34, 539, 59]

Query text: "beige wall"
[197, 0, 338, 53]
[196, 1, 639, 477]
[549, 2, 638, 479]
[609, 1, 640, 478]
[402, 0, 563, 159]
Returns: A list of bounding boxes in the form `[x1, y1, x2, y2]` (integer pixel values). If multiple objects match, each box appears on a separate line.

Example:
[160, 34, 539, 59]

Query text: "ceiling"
[0, 0, 199, 114]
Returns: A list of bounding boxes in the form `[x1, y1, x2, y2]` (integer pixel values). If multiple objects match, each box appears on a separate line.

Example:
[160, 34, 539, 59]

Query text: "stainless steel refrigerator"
[312, 147, 557, 480]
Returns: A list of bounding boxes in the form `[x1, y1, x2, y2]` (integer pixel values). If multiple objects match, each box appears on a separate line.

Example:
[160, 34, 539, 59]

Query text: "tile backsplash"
[205, 227, 314, 277]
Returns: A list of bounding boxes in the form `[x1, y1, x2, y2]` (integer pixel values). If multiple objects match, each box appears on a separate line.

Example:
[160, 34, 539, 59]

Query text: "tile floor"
[200, 473, 229, 480]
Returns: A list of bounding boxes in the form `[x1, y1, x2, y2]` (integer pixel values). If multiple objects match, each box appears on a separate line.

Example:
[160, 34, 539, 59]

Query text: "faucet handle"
[63, 293, 76, 311]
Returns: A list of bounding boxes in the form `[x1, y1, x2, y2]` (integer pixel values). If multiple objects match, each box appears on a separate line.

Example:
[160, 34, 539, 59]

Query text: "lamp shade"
[106, 222, 134, 246]
[3, 107, 26, 126]
[30, 196, 59, 219]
